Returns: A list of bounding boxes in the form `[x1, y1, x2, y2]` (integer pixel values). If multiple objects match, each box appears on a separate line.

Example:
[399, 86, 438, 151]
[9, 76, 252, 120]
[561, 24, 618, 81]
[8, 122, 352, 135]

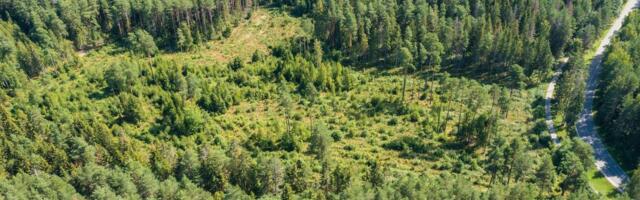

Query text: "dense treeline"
[276, 0, 622, 86]
[595, 12, 640, 169]
[0, 0, 254, 49]
[0, 0, 254, 78]
[0, 19, 76, 79]
[555, 55, 586, 129]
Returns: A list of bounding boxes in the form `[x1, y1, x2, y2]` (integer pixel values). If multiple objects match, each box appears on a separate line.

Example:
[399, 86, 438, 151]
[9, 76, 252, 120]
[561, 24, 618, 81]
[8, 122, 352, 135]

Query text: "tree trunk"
[402, 74, 407, 104]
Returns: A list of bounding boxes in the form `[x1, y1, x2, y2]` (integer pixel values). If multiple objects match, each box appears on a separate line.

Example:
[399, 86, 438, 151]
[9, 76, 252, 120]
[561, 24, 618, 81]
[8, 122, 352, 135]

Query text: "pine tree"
[535, 156, 557, 196]
[486, 139, 506, 184]
[330, 164, 352, 193]
[279, 81, 294, 136]
[17, 46, 45, 78]
[308, 123, 332, 161]
[365, 159, 385, 188]
[313, 39, 323, 67]
[420, 33, 443, 71]
[177, 23, 194, 51]
[258, 157, 284, 196]
[398, 47, 414, 103]
[128, 29, 158, 57]
[340, 5, 357, 51]
[508, 64, 526, 90]
[286, 159, 311, 193]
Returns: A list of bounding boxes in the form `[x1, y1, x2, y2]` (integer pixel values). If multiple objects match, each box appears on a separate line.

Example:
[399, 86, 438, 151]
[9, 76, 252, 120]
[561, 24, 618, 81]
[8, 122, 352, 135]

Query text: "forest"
[596, 10, 640, 179]
[0, 0, 639, 199]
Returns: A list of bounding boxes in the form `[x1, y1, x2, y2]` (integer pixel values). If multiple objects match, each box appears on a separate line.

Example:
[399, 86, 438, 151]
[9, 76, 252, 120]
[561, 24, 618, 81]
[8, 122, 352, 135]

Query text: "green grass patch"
[587, 168, 619, 198]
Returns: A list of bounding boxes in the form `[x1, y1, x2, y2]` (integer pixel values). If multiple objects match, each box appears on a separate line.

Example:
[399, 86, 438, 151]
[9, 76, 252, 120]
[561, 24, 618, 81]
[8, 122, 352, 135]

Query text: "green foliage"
[551, 139, 597, 194]
[1, 0, 252, 52]
[160, 94, 205, 136]
[66, 137, 97, 165]
[556, 55, 587, 127]
[308, 123, 332, 161]
[72, 164, 140, 198]
[629, 168, 640, 199]
[227, 143, 257, 193]
[286, 159, 311, 193]
[0, 1, 623, 199]
[228, 57, 245, 71]
[595, 12, 640, 168]
[128, 29, 158, 57]
[276, 0, 620, 86]
[198, 82, 240, 114]
[455, 112, 498, 148]
[0, 38, 14, 60]
[0, 64, 27, 95]
[485, 139, 536, 186]
[365, 159, 385, 188]
[176, 23, 194, 51]
[104, 61, 139, 94]
[115, 92, 146, 124]
[150, 60, 188, 92]
[17, 47, 46, 77]
[0, 173, 83, 200]
[200, 145, 229, 192]
[256, 156, 284, 196]
[383, 136, 431, 154]
[398, 47, 414, 72]
[508, 64, 527, 89]
[279, 130, 302, 152]
[274, 53, 354, 95]
[535, 156, 557, 196]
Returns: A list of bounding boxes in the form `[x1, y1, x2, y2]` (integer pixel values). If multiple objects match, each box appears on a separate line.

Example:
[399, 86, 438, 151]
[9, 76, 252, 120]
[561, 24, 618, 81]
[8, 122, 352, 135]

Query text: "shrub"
[331, 131, 342, 141]
[117, 92, 146, 124]
[228, 57, 244, 71]
[198, 82, 240, 114]
[105, 62, 139, 94]
[383, 136, 432, 154]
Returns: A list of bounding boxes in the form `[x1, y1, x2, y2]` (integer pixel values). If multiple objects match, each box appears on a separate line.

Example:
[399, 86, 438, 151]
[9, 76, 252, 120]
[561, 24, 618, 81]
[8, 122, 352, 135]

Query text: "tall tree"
[398, 47, 414, 103]
[365, 159, 385, 188]
[128, 29, 158, 57]
[308, 123, 332, 161]
[535, 156, 557, 196]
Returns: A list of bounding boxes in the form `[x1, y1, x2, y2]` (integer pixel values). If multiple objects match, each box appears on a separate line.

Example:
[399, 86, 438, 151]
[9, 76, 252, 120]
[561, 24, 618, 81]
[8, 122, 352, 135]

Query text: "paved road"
[575, 0, 639, 191]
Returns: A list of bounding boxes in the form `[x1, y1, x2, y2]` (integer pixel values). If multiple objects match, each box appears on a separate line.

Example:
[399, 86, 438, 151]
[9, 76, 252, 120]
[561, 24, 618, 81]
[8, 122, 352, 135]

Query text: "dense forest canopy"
[277, 0, 622, 84]
[0, 0, 625, 82]
[0, 0, 639, 199]
[596, 11, 640, 169]
[1, 0, 254, 48]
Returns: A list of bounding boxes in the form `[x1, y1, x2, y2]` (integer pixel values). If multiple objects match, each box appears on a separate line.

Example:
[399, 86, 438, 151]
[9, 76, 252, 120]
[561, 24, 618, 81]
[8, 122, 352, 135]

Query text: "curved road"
[547, 0, 639, 191]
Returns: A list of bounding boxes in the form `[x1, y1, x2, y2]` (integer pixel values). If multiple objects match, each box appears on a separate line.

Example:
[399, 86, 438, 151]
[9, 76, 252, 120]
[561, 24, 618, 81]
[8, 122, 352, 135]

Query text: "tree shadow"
[592, 172, 605, 179]
[443, 63, 513, 88]
[531, 96, 546, 119]
[88, 90, 110, 100]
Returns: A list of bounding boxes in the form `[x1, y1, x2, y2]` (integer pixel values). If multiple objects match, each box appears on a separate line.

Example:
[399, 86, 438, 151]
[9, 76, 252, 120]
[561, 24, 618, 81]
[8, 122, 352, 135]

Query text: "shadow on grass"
[441, 60, 520, 89]
[590, 170, 621, 198]
[593, 171, 605, 179]
[88, 90, 110, 100]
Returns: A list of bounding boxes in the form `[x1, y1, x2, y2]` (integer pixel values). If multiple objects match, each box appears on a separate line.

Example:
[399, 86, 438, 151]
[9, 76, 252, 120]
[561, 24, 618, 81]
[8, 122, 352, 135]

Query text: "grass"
[163, 8, 310, 65]
[82, 8, 309, 68]
[587, 168, 619, 198]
